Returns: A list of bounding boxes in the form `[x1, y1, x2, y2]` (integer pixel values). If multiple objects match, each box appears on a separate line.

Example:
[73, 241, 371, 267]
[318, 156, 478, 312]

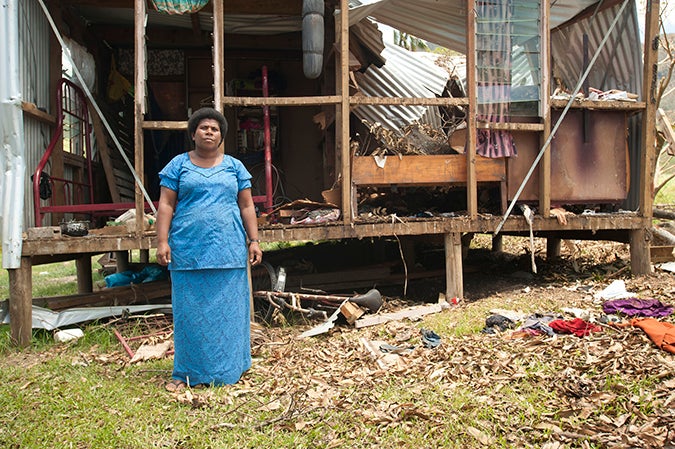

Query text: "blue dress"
[159, 152, 252, 386]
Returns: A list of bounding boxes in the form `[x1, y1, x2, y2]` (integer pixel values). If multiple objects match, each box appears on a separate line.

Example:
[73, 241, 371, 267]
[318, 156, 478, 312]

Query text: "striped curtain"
[150, 0, 209, 15]
[475, 0, 517, 158]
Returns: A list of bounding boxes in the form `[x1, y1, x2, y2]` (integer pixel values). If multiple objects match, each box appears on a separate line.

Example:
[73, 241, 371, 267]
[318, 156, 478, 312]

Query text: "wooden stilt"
[445, 233, 463, 300]
[9, 257, 33, 347]
[115, 251, 130, 272]
[630, 228, 652, 275]
[546, 238, 561, 259]
[492, 234, 503, 252]
[75, 254, 93, 293]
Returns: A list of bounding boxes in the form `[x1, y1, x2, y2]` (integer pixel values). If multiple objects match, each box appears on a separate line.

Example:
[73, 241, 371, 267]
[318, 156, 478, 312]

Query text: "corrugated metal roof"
[348, 0, 603, 52]
[551, 2, 642, 97]
[352, 42, 449, 132]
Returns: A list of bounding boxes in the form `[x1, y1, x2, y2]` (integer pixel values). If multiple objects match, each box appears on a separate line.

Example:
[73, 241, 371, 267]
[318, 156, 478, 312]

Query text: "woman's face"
[193, 118, 221, 150]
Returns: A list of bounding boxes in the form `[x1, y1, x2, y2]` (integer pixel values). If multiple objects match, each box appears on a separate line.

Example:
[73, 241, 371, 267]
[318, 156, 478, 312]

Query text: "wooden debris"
[340, 301, 365, 324]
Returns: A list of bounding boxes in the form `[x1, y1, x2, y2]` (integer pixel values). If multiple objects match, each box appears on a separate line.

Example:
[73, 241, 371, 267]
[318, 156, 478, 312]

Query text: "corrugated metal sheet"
[551, 2, 642, 97]
[1, 0, 27, 268]
[348, 0, 601, 52]
[19, 0, 51, 229]
[353, 42, 449, 132]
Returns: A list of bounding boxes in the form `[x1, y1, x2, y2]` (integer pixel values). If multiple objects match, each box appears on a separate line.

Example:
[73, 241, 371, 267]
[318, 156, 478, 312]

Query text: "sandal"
[165, 379, 186, 392]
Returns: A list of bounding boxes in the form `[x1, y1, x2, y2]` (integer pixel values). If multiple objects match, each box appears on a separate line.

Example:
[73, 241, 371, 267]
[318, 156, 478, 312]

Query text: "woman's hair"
[187, 107, 228, 147]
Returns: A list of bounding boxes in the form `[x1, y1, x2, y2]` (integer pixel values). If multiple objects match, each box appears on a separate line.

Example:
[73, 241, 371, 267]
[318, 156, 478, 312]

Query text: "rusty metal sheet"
[508, 110, 628, 204]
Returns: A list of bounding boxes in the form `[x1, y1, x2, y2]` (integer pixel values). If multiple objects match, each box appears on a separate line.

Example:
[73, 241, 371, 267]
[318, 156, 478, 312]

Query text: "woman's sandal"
[165, 379, 187, 392]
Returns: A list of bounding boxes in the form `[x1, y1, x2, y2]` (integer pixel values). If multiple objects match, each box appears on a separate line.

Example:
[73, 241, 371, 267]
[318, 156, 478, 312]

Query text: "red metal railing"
[33, 78, 155, 226]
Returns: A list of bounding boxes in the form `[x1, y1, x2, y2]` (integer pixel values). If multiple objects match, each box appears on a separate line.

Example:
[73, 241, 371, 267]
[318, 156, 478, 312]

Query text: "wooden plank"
[352, 155, 506, 186]
[32, 280, 172, 311]
[350, 97, 469, 106]
[650, 246, 675, 263]
[90, 103, 121, 203]
[476, 122, 544, 131]
[354, 303, 443, 328]
[8, 257, 32, 347]
[21, 101, 56, 125]
[222, 95, 341, 107]
[550, 99, 645, 111]
[445, 233, 463, 300]
[142, 120, 188, 130]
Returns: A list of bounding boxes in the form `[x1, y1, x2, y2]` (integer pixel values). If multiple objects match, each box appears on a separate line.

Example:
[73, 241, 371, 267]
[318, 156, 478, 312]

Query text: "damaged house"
[0, 0, 661, 345]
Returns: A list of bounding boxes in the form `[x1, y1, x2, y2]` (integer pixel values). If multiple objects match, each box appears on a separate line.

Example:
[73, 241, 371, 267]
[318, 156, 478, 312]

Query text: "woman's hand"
[156, 241, 172, 266]
[248, 241, 262, 266]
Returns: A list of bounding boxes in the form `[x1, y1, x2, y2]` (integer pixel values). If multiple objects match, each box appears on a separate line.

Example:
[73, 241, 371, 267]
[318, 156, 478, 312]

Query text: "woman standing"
[156, 107, 262, 391]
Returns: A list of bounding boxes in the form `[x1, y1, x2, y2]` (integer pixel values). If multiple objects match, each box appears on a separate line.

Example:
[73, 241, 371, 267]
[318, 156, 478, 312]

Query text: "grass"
[0, 238, 672, 447]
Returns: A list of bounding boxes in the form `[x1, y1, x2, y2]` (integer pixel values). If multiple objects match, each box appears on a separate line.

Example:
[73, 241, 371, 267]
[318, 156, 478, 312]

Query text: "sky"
[637, 0, 675, 34]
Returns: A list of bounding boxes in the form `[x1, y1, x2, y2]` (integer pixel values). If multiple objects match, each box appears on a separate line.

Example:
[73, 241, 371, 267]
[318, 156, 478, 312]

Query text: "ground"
[1, 236, 673, 448]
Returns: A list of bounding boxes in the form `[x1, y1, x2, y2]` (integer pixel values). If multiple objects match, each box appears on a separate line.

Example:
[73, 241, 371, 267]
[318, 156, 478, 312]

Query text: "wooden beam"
[539, 0, 551, 218]
[90, 103, 122, 203]
[350, 97, 469, 106]
[142, 120, 188, 130]
[445, 233, 463, 300]
[466, 0, 477, 219]
[476, 122, 544, 131]
[32, 280, 172, 311]
[21, 101, 56, 125]
[339, 0, 352, 223]
[223, 95, 341, 106]
[8, 257, 32, 347]
[550, 99, 646, 111]
[639, 0, 660, 218]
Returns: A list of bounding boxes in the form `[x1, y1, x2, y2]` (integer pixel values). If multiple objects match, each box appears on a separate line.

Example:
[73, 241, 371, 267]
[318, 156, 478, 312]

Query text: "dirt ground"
[4, 236, 674, 447]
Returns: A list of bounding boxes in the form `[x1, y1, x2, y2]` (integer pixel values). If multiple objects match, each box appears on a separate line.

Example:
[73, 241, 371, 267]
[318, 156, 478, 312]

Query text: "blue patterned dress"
[159, 152, 252, 386]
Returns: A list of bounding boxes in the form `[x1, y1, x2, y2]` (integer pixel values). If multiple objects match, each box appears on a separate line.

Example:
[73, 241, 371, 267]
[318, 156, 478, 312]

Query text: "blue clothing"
[158, 152, 253, 386]
[171, 269, 251, 386]
[159, 152, 252, 270]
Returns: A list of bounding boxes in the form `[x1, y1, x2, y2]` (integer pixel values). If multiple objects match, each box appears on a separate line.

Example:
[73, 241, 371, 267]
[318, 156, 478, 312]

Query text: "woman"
[156, 107, 262, 391]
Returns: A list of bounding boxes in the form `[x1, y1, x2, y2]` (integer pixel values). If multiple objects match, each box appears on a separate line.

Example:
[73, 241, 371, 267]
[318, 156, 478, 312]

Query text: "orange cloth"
[629, 318, 675, 354]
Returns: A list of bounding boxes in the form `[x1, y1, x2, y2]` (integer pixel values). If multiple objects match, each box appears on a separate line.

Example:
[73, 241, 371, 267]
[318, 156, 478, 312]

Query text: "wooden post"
[90, 105, 121, 203]
[630, 227, 652, 275]
[47, 2, 65, 225]
[140, 249, 149, 264]
[8, 257, 32, 347]
[115, 250, 130, 272]
[466, 0, 477, 218]
[337, 0, 352, 223]
[134, 0, 146, 236]
[75, 254, 93, 294]
[546, 238, 561, 259]
[492, 234, 503, 252]
[445, 233, 463, 300]
[639, 0, 659, 218]
[538, 0, 551, 217]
